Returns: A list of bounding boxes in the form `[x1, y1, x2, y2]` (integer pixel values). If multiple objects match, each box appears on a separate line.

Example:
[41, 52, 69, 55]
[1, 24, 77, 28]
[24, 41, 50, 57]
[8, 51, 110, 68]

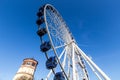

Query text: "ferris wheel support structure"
[74, 44, 110, 80]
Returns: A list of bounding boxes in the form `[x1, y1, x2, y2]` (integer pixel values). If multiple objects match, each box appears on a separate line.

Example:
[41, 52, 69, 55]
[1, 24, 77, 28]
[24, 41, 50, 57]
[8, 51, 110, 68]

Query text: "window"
[26, 62, 32, 65]
[32, 62, 35, 66]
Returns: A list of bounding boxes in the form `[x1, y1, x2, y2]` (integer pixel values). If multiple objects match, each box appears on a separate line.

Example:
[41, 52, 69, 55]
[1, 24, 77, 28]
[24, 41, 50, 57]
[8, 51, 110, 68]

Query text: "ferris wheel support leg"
[45, 70, 52, 80]
[62, 46, 67, 69]
[67, 55, 71, 79]
[86, 59, 102, 80]
[76, 71, 80, 80]
[72, 43, 77, 80]
[74, 44, 111, 80]
[77, 53, 89, 80]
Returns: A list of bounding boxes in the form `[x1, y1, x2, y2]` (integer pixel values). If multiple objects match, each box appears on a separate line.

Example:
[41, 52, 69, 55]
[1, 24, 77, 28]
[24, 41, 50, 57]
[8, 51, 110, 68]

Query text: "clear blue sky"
[0, 0, 120, 80]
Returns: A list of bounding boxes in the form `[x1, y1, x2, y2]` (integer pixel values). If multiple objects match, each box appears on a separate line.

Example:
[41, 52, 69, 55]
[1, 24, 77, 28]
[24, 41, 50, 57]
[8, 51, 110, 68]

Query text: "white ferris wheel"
[36, 4, 110, 80]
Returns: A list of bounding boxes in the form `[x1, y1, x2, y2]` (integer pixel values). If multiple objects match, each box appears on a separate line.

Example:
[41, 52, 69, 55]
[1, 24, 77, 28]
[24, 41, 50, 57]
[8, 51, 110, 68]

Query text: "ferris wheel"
[36, 4, 110, 80]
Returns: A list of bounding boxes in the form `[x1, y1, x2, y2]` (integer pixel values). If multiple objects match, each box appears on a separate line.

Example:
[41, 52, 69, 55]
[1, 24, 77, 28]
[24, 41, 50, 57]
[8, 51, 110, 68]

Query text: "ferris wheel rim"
[44, 4, 73, 48]
[43, 4, 73, 80]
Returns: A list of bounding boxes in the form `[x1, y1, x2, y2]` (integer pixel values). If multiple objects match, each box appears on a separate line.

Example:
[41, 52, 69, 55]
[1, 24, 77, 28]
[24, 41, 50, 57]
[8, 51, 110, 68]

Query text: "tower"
[13, 58, 38, 80]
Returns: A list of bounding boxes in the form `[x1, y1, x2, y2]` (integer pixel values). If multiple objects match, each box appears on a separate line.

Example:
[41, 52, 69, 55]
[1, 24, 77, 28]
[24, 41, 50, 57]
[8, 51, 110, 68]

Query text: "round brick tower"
[13, 58, 38, 80]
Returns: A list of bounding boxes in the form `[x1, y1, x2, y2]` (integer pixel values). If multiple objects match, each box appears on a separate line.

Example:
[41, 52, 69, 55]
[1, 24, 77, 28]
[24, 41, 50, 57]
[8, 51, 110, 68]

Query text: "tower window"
[32, 62, 35, 66]
[26, 62, 32, 65]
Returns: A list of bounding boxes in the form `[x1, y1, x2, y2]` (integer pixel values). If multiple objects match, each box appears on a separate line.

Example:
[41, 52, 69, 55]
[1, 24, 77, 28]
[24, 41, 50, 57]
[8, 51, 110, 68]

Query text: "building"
[13, 58, 38, 80]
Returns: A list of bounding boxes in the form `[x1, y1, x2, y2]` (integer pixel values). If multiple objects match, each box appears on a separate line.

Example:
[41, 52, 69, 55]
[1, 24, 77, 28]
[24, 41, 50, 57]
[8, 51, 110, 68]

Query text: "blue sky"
[0, 0, 120, 80]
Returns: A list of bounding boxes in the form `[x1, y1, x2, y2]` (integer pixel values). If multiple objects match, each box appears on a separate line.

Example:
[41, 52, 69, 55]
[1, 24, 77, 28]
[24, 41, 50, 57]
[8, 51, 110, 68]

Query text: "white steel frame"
[38, 4, 111, 80]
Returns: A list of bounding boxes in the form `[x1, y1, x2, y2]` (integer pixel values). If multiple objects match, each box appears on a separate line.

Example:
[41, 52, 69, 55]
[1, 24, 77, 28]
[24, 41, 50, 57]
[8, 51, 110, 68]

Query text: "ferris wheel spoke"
[46, 10, 60, 30]
[48, 22, 67, 44]
[52, 44, 66, 50]
[48, 23, 65, 44]
[50, 41, 74, 51]
[46, 10, 72, 44]
[46, 13, 65, 46]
